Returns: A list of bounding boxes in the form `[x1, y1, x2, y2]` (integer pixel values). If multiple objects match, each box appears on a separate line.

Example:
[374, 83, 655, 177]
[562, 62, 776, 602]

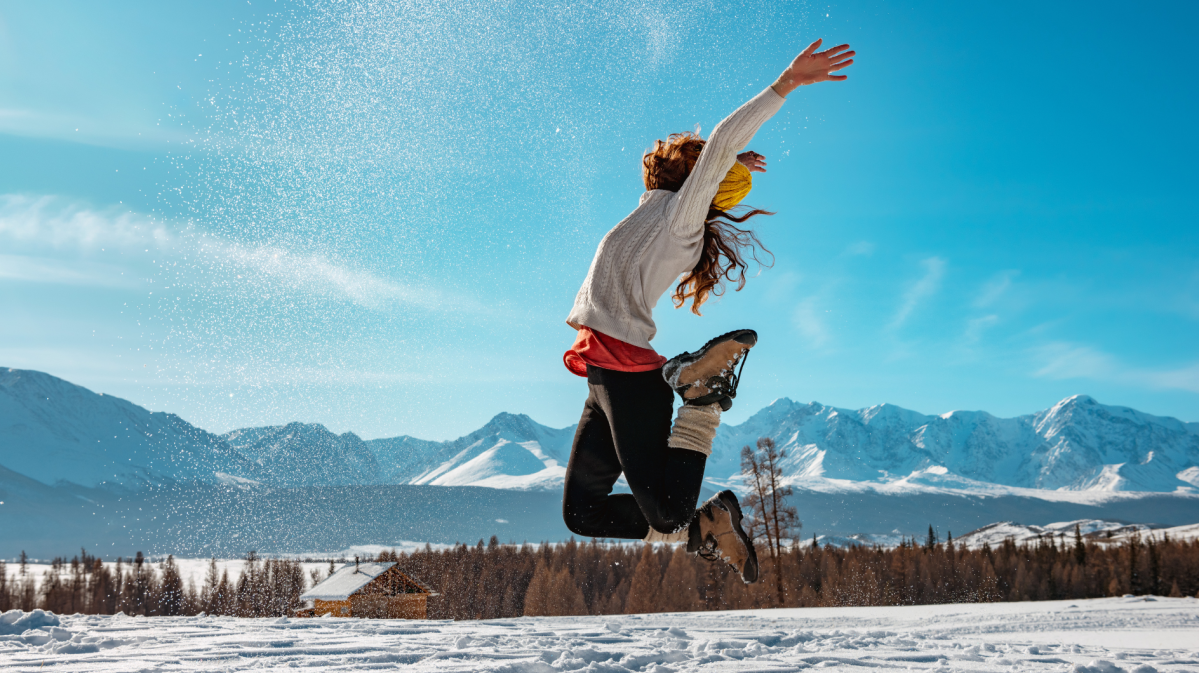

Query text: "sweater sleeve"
[666, 86, 786, 240]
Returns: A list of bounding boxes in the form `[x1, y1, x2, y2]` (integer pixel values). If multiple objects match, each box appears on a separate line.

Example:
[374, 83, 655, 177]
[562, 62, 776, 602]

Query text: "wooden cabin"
[297, 561, 437, 619]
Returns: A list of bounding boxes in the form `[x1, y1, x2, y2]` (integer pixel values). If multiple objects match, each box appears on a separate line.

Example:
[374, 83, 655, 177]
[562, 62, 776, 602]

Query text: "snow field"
[2, 595, 1196, 671]
[9, 558, 332, 594]
[8, 545, 458, 593]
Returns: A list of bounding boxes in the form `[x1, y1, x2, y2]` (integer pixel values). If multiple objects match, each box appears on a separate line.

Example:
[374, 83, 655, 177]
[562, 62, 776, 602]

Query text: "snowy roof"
[300, 562, 397, 601]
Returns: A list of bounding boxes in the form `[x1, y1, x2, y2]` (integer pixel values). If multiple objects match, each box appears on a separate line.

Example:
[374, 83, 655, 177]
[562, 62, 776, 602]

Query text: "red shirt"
[563, 327, 668, 377]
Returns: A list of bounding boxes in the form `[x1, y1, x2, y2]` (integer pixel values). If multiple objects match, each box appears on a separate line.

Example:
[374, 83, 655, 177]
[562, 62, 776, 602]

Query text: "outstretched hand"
[771, 39, 855, 97]
[737, 151, 767, 173]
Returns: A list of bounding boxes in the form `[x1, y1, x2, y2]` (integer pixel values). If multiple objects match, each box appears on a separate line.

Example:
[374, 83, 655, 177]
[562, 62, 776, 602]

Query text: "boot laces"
[707, 348, 751, 398]
[727, 348, 750, 398]
[695, 534, 740, 570]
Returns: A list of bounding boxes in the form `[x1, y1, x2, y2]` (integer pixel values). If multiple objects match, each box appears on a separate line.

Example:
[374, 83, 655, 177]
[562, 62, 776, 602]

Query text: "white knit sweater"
[566, 86, 786, 349]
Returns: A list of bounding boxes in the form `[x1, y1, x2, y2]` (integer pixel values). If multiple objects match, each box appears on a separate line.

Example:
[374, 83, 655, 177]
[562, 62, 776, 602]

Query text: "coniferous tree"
[201, 558, 221, 613]
[159, 556, 183, 616]
[5, 526, 1198, 619]
[215, 569, 234, 615]
[1128, 533, 1141, 595]
[660, 546, 698, 612]
[624, 545, 663, 614]
[0, 559, 9, 612]
[522, 559, 552, 617]
[548, 566, 588, 616]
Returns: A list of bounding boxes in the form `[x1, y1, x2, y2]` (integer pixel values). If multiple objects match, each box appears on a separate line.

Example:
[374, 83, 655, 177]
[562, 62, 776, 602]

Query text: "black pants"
[562, 365, 707, 539]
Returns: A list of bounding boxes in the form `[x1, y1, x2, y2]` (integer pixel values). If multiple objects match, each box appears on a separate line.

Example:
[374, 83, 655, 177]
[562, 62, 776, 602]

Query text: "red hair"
[642, 132, 774, 315]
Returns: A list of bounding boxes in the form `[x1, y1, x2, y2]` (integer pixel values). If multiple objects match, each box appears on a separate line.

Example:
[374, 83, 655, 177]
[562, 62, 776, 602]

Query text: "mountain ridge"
[4, 367, 1199, 558]
[0, 368, 255, 489]
[3, 367, 1197, 495]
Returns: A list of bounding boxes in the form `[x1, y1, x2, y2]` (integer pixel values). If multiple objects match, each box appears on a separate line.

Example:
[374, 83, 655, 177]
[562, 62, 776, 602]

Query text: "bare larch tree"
[741, 436, 802, 605]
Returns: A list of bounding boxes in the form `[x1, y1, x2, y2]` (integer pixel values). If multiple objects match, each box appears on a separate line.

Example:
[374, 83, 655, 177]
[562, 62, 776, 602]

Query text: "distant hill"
[366, 412, 574, 490]
[222, 423, 380, 487]
[707, 395, 1199, 493]
[2, 366, 1198, 558]
[0, 368, 254, 489]
[5, 367, 1197, 494]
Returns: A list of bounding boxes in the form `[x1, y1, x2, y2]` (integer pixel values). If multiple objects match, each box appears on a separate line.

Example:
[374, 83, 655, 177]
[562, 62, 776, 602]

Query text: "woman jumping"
[561, 39, 855, 583]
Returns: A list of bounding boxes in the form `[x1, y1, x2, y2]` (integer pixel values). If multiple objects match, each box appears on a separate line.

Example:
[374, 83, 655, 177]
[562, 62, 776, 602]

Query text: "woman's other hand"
[737, 151, 767, 173]
[771, 39, 855, 97]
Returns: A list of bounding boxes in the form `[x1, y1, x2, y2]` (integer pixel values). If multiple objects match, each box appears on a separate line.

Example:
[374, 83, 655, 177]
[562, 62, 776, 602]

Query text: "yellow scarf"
[712, 162, 752, 211]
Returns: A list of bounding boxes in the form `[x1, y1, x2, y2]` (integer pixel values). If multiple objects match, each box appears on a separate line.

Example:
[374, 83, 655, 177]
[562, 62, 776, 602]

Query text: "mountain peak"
[1, 367, 253, 489]
[489, 411, 531, 423]
[6, 367, 1197, 495]
[482, 412, 536, 433]
[857, 402, 931, 427]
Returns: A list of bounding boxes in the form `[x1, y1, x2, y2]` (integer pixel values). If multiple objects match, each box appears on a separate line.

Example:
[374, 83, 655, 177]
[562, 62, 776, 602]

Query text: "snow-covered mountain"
[5, 367, 1199, 557]
[950, 520, 1150, 549]
[373, 412, 574, 490]
[222, 423, 379, 487]
[214, 412, 575, 491]
[0, 368, 254, 489]
[3, 367, 1197, 495]
[707, 395, 1199, 493]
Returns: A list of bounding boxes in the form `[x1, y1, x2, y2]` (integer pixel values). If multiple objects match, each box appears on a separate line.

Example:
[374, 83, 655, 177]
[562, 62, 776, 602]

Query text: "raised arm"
[667, 39, 855, 240]
[666, 88, 784, 239]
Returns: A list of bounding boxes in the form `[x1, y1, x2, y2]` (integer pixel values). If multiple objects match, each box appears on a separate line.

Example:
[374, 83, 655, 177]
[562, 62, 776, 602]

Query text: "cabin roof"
[300, 562, 397, 601]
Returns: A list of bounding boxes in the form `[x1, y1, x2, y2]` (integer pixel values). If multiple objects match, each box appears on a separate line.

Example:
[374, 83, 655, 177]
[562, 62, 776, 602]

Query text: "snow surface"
[10, 558, 331, 594]
[1, 596, 1196, 671]
[10, 548, 458, 594]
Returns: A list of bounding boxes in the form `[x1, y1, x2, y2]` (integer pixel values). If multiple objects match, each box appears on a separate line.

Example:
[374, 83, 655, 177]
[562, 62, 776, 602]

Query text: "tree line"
[0, 550, 316, 617]
[3, 530, 1196, 619]
[1, 436, 1194, 618]
[402, 527, 1199, 618]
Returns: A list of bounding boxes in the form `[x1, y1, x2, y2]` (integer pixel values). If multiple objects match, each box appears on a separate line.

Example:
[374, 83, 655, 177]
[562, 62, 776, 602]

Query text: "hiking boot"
[663, 329, 757, 408]
[688, 490, 759, 584]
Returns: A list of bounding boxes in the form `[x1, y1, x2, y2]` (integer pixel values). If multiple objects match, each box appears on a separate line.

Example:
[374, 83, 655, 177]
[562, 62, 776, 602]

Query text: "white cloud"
[974, 270, 1019, 308]
[793, 296, 830, 349]
[0, 108, 188, 150]
[204, 239, 484, 313]
[0, 194, 171, 250]
[763, 270, 801, 304]
[1138, 363, 1199, 392]
[0, 194, 480, 314]
[889, 257, 945, 330]
[963, 314, 998, 344]
[0, 254, 140, 288]
[845, 241, 875, 256]
[1033, 343, 1117, 380]
[1032, 342, 1199, 393]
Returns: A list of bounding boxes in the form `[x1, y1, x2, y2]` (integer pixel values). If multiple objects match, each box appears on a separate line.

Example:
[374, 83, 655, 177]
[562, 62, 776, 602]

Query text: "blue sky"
[1, 0, 1196, 440]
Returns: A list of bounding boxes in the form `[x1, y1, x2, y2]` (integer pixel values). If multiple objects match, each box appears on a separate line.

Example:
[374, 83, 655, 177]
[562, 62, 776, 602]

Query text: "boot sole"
[716, 490, 759, 584]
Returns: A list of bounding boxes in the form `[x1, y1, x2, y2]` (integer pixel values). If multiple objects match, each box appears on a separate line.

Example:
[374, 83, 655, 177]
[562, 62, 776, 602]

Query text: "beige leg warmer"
[643, 527, 690, 544]
[666, 403, 722, 457]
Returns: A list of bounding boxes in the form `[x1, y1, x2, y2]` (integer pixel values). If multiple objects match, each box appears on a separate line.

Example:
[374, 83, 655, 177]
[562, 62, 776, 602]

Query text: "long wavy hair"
[642, 131, 774, 315]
